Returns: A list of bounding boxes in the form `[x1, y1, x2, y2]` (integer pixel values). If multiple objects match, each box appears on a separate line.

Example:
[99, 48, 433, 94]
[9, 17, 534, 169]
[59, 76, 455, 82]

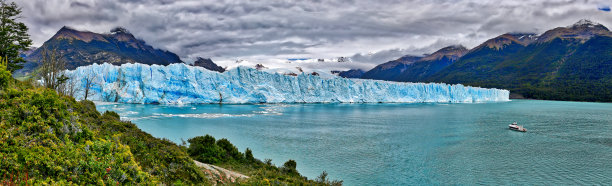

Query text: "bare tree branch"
[40, 48, 68, 94]
[83, 72, 97, 100]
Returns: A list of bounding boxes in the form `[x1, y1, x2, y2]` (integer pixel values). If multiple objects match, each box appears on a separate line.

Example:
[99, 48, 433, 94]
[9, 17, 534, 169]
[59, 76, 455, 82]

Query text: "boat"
[509, 122, 527, 132]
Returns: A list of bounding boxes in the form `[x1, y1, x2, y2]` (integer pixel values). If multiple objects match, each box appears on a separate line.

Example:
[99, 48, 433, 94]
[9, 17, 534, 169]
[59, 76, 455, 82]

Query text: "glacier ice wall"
[64, 63, 510, 104]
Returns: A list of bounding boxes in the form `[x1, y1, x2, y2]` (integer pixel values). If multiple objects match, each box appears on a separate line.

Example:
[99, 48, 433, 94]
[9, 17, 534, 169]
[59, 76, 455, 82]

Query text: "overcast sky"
[14, 0, 612, 71]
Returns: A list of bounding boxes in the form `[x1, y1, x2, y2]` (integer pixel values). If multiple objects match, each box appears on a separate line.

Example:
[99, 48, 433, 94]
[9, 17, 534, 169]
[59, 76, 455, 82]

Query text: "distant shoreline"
[509, 94, 612, 103]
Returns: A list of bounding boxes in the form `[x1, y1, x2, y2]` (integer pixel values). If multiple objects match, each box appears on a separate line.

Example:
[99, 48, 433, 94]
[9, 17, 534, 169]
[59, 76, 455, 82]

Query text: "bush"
[186, 136, 342, 185]
[0, 65, 11, 90]
[1, 71, 337, 185]
[95, 111, 206, 184]
[245, 148, 255, 163]
[216, 138, 243, 161]
[317, 171, 344, 186]
[102, 110, 120, 120]
[0, 79, 154, 184]
[187, 135, 223, 164]
[283, 159, 298, 175]
[0, 77, 206, 184]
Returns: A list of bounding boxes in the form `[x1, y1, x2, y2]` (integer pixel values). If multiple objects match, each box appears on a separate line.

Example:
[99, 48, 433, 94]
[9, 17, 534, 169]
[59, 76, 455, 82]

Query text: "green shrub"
[0, 81, 154, 184]
[282, 159, 299, 175]
[245, 148, 255, 163]
[1, 72, 337, 185]
[102, 111, 120, 120]
[94, 111, 207, 184]
[186, 135, 343, 185]
[187, 135, 223, 164]
[0, 65, 11, 90]
[0, 76, 206, 184]
[216, 138, 243, 161]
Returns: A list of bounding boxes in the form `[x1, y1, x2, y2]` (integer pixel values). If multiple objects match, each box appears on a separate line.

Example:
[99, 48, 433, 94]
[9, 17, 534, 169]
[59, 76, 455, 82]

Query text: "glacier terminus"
[64, 63, 510, 104]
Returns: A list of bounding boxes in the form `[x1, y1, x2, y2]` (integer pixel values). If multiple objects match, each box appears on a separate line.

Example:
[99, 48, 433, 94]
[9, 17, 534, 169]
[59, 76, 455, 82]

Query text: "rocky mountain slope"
[192, 57, 225, 73]
[361, 45, 468, 82]
[338, 69, 365, 78]
[362, 19, 612, 101]
[16, 26, 182, 76]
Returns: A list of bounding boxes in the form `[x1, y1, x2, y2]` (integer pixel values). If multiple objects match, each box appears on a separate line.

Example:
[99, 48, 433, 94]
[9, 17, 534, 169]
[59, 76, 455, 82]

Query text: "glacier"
[64, 63, 510, 104]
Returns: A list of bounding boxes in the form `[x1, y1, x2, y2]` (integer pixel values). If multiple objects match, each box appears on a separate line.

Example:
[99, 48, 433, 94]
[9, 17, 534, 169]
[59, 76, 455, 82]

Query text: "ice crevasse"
[64, 63, 510, 104]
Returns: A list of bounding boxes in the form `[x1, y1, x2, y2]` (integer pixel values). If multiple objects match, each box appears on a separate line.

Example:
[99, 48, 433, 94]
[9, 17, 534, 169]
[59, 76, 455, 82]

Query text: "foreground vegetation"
[0, 62, 204, 184]
[187, 135, 342, 185]
[1, 2, 340, 184]
[0, 63, 340, 185]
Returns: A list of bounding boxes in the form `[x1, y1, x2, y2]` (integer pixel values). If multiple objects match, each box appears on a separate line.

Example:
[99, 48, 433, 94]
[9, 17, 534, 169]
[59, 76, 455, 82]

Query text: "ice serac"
[65, 63, 510, 104]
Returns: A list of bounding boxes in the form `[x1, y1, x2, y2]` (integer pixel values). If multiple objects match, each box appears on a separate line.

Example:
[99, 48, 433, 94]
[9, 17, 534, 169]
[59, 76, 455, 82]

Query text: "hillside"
[0, 65, 340, 185]
[428, 20, 612, 101]
[395, 45, 468, 82]
[362, 19, 612, 102]
[361, 45, 468, 81]
[360, 55, 422, 80]
[1, 66, 204, 184]
[15, 26, 182, 76]
[338, 69, 365, 78]
[192, 57, 225, 73]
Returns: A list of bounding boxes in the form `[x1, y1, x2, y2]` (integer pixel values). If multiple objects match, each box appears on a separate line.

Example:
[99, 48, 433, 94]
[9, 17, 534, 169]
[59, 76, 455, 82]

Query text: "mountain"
[360, 55, 422, 80]
[425, 19, 612, 101]
[361, 45, 468, 81]
[16, 26, 182, 76]
[359, 19, 612, 101]
[537, 19, 612, 43]
[19, 47, 37, 58]
[395, 45, 468, 82]
[338, 69, 365, 78]
[191, 57, 225, 72]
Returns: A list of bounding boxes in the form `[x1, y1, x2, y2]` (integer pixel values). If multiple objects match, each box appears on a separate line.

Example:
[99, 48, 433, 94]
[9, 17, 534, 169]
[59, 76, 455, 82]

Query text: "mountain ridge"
[362, 19, 612, 101]
[192, 57, 225, 73]
[538, 19, 612, 43]
[361, 44, 469, 81]
[16, 26, 183, 76]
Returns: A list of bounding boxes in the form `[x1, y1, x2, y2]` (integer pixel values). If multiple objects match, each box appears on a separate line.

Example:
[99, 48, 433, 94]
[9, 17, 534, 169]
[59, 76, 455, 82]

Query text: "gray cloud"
[13, 0, 612, 72]
[69, 2, 90, 8]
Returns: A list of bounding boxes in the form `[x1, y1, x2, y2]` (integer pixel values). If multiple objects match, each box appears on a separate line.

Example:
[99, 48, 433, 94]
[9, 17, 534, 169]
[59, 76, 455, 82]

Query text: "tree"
[187, 135, 222, 164]
[245, 148, 255, 163]
[264, 158, 272, 166]
[282, 159, 298, 174]
[0, 56, 11, 89]
[0, 0, 32, 72]
[83, 72, 97, 100]
[316, 171, 329, 183]
[316, 171, 343, 186]
[216, 138, 243, 161]
[60, 70, 96, 99]
[40, 48, 69, 93]
[62, 75, 78, 97]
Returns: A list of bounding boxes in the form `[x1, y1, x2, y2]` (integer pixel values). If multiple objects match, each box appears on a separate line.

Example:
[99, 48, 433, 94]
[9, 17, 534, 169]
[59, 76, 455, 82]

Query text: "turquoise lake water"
[96, 100, 612, 185]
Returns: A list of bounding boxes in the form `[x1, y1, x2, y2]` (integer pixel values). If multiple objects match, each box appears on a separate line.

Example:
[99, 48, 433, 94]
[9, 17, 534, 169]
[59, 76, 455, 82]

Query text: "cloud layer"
[15, 0, 612, 71]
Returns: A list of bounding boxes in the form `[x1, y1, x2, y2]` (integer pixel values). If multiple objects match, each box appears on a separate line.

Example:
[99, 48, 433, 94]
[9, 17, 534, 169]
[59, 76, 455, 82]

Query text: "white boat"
[509, 122, 527, 132]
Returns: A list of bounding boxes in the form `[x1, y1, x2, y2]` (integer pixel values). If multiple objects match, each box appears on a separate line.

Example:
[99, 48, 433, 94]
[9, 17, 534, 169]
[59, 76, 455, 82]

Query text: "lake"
[96, 100, 612, 185]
